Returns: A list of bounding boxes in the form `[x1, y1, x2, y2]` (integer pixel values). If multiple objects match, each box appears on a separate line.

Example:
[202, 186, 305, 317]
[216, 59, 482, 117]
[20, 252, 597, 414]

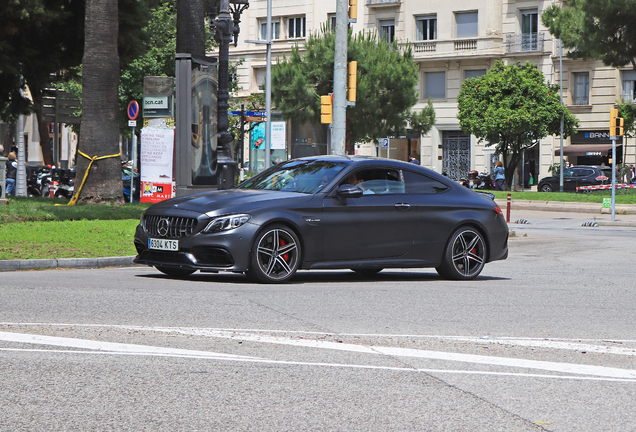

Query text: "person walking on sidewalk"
[5, 152, 17, 196]
[493, 161, 505, 191]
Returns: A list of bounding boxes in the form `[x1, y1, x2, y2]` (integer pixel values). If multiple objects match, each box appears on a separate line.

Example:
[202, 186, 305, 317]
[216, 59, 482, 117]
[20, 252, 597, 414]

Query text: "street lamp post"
[211, 0, 249, 190]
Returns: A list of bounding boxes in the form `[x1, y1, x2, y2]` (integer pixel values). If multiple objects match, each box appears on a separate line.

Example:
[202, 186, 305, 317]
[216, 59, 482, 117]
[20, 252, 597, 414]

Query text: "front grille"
[144, 215, 198, 238]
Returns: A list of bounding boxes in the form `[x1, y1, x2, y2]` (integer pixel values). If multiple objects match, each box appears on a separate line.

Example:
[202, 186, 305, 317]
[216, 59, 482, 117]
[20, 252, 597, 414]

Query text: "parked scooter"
[26, 165, 53, 197]
[53, 168, 75, 199]
[474, 171, 495, 190]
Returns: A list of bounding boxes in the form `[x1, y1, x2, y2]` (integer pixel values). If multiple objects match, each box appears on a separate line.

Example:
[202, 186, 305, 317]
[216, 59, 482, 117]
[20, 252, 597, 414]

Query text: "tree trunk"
[74, 0, 122, 204]
[176, 0, 205, 55]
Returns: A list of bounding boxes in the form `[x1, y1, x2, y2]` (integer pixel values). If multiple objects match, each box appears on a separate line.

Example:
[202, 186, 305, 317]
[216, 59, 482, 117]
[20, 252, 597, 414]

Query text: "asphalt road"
[1, 210, 635, 431]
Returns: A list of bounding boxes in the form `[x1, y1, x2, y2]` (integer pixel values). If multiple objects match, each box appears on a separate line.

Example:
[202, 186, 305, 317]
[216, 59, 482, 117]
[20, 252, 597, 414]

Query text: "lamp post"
[210, 0, 249, 190]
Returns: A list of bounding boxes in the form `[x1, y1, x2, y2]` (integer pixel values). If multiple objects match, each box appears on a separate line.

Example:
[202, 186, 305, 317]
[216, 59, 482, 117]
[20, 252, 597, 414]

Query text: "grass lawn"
[1, 190, 635, 261]
[0, 197, 148, 260]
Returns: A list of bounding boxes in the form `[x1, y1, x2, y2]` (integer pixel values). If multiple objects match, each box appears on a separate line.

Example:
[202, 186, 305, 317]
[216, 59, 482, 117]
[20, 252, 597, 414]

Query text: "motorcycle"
[26, 165, 53, 197]
[53, 168, 75, 199]
[474, 171, 495, 190]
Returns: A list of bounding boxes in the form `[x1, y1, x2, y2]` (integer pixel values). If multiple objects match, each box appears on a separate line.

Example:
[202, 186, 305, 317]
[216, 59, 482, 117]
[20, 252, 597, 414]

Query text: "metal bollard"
[506, 193, 511, 223]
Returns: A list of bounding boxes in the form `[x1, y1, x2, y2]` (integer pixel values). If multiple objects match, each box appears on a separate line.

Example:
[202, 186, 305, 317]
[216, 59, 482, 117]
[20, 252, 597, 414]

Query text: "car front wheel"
[436, 227, 486, 280]
[539, 183, 553, 192]
[249, 224, 301, 283]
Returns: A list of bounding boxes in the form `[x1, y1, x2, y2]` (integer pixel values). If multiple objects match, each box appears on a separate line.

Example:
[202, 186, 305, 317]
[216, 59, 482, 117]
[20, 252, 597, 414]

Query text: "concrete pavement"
[2, 200, 635, 272]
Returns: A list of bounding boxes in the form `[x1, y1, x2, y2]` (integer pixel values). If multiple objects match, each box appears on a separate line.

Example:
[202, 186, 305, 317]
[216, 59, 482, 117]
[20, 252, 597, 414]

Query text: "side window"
[403, 170, 450, 194]
[341, 169, 405, 194]
[576, 169, 594, 177]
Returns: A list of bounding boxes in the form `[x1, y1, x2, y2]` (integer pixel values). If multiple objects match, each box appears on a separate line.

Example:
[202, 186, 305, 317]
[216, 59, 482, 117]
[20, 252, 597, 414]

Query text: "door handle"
[394, 203, 410, 209]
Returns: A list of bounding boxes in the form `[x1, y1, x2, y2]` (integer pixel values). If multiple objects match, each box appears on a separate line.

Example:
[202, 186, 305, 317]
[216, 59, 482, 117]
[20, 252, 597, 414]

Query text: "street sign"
[229, 110, 267, 117]
[127, 101, 139, 120]
[128, 120, 137, 127]
[379, 138, 389, 148]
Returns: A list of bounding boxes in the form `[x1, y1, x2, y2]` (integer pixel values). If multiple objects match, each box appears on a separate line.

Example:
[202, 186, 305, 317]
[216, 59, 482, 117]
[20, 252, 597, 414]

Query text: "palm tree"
[74, 0, 123, 203]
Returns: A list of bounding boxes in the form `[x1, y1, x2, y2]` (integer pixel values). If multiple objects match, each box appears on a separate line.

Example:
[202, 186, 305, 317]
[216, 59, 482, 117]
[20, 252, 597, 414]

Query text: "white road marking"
[1, 324, 635, 382]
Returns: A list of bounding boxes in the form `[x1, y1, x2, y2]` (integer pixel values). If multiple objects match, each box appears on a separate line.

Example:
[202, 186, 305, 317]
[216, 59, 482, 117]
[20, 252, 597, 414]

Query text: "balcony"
[505, 33, 545, 53]
[366, 0, 401, 7]
[408, 36, 502, 59]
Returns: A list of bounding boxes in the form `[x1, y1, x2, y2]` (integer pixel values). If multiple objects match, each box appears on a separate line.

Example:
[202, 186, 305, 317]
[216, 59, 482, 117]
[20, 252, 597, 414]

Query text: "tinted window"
[239, 160, 347, 194]
[573, 168, 594, 177]
[340, 168, 405, 195]
[403, 170, 449, 194]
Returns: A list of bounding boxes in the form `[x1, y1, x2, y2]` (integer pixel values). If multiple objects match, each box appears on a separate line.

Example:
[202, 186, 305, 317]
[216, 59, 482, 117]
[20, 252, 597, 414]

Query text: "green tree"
[542, 0, 636, 70]
[271, 27, 435, 154]
[0, 0, 154, 165]
[457, 61, 578, 189]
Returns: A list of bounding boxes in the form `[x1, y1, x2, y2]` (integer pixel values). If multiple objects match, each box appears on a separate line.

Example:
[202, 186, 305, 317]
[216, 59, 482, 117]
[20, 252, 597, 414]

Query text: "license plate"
[148, 238, 179, 251]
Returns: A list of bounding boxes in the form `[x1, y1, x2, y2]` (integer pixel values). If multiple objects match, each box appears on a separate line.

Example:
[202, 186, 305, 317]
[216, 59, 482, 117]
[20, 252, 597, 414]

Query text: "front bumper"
[133, 222, 260, 273]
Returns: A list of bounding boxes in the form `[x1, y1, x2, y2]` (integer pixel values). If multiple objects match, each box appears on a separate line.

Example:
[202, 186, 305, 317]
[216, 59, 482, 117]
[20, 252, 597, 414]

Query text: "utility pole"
[331, 0, 348, 155]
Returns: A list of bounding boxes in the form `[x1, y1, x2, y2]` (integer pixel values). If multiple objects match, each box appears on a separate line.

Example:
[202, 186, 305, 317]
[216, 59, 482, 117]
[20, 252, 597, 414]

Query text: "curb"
[495, 199, 636, 215]
[0, 256, 141, 272]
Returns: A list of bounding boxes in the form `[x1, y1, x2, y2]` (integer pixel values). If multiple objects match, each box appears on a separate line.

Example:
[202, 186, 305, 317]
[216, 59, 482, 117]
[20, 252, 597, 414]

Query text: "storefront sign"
[143, 95, 173, 118]
[571, 130, 622, 144]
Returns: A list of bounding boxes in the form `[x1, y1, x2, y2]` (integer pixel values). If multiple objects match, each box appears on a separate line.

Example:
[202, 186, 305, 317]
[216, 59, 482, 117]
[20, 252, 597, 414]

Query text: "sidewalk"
[2, 200, 636, 272]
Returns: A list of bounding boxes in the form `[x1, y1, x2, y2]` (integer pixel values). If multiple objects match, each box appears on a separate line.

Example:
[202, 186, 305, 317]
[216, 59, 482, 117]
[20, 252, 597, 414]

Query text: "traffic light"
[349, 0, 358, 22]
[610, 108, 624, 137]
[347, 61, 357, 103]
[321, 95, 333, 124]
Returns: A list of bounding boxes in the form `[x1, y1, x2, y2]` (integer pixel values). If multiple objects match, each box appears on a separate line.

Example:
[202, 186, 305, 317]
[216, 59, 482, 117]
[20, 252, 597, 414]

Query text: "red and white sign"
[140, 128, 174, 203]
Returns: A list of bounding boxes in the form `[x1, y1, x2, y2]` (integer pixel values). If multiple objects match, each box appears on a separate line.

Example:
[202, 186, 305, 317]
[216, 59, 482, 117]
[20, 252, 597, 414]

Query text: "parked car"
[537, 165, 614, 192]
[133, 156, 509, 282]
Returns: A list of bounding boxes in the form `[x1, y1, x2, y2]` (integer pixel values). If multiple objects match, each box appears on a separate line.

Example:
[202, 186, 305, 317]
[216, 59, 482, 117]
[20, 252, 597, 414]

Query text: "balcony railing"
[454, 39, 477, 51]
[413, 41, 436, 53]
[505, 33, 545, 53]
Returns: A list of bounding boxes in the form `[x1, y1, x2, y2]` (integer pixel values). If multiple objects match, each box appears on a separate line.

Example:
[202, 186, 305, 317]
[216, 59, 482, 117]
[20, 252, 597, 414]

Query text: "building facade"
[224, 0, 635, 182]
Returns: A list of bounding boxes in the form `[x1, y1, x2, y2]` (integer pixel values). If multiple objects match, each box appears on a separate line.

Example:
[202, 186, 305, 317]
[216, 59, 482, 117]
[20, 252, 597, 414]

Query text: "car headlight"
[203, 214, 251, 233]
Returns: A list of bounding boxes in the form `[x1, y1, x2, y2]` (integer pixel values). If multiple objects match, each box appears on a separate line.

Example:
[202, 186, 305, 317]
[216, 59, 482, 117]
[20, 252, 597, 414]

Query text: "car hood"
[147, 189, 313, 215]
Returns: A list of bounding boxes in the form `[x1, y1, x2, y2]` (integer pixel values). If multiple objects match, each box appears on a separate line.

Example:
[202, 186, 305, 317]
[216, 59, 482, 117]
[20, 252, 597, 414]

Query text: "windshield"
[238, 160, 348, 194]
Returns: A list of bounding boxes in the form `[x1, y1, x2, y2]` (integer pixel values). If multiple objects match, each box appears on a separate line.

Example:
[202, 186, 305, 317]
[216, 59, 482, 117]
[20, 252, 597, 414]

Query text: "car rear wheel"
[436, 227, 486, 280]
[249, 224, 301, 283]
[539, 183, 553, 192]
[156, 266, 195, 278]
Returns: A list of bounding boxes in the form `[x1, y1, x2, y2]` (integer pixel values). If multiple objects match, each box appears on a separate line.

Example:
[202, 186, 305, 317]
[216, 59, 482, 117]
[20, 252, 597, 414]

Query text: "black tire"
[539, 183, 553, 192]
[156, 266, 195, 278]
[351, 268, 383, 277]
[436, 227, 487, 280]
[249, 224, 301, 283]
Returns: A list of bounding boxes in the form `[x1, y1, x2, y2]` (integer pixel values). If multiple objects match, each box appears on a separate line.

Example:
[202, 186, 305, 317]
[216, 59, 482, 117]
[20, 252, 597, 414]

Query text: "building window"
[622, 70, 636, 102]
[380, 19, 395, 42]
[254, 67, 266, 91]
[259, 19, 280, 40]
[424, 71, 446, 99]
[521, 9, 539, 50]
[455, 11, 478, 38]
[328, 14, 336, 30]
[573, 72, 589, 105]
[464, 69, 487, 80]
[416, 16, 436, 41]
[288, 16, 306, 39]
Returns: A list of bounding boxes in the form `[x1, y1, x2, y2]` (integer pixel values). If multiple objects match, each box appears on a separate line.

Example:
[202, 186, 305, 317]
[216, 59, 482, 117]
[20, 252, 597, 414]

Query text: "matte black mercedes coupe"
[133, 156, 508, 282]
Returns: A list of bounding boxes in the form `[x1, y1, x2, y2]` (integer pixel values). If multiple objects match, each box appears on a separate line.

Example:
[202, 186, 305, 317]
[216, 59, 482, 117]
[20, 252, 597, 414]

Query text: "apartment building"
[226, 0, 634, 180]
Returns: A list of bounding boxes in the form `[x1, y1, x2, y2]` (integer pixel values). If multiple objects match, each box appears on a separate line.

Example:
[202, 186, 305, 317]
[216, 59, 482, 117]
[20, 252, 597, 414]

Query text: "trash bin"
[0, 156, 7, 199]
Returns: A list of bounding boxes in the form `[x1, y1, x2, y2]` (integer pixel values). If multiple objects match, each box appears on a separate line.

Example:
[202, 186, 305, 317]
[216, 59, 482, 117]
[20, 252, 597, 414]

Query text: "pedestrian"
[630, 165, 636, 184]
[5, 151, 17, 196]
[493, 160, 505, 191]
[408, 154, 420, 165]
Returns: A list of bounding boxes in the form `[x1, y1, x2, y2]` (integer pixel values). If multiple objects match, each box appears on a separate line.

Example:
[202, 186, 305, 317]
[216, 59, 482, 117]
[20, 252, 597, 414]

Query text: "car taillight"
[493, 204, 504, 217]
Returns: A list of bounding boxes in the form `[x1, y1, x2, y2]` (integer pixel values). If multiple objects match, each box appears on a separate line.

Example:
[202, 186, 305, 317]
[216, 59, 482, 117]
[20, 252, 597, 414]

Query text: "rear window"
[403, 171, 449, 194]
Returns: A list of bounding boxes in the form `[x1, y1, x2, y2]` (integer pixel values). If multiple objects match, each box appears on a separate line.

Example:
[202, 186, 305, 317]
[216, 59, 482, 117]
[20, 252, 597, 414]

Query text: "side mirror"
[336, 184, 363, 199]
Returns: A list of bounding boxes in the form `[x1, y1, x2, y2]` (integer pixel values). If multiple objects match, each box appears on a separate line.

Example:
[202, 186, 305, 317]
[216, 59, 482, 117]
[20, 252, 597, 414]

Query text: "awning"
[554, 144, 620, 156]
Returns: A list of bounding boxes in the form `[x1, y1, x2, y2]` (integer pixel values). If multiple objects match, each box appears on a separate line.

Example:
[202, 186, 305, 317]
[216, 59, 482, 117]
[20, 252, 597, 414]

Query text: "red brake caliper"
[280, 239, 289, 262]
